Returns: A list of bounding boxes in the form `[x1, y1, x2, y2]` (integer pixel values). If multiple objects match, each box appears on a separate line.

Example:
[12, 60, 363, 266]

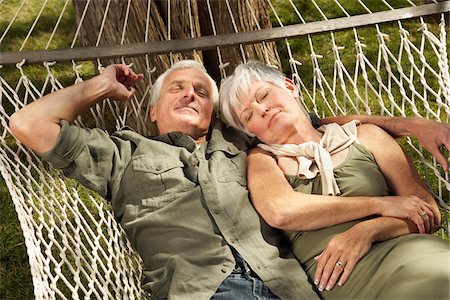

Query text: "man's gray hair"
[219, 61, 307, 136]
[150, 60, 219, 110]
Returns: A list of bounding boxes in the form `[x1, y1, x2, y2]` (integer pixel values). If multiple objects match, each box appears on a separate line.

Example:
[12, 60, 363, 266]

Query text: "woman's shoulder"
[356, 123, 401, 165]
[357, 123, 387, 137]
[357, 123, 392, 146]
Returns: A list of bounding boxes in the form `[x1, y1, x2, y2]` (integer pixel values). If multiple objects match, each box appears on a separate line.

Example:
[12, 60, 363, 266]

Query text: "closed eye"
[195, 88, 209, 98]
[246, 111, 253, 122]
[258, 89, 270, 103]
[169, 83, 183, 92]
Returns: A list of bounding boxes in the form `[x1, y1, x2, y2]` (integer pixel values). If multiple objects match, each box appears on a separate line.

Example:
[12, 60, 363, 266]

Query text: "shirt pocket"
[215, 151, 247, 186]
[131, 155, 196, 209]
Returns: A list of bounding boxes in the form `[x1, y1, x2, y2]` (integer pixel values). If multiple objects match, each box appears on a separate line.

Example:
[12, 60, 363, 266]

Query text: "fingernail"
[326, 284, 332, 291]
[318, 285, 324, 291]
[314, 279, 319, 285]
[338, 282, 343, 286]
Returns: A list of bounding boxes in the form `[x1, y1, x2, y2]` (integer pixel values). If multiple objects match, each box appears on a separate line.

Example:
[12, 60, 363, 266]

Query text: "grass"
[0, 177, 34, 299]
[0, 0, 448, 298]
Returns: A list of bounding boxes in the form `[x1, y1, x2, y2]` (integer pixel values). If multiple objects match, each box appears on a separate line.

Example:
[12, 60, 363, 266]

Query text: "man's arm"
[9, 65, 143, 153]
[322, 115, 450, 170]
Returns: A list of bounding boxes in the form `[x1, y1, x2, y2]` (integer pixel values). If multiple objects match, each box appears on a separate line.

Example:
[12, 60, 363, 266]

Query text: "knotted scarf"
[257, 121, 359, 195]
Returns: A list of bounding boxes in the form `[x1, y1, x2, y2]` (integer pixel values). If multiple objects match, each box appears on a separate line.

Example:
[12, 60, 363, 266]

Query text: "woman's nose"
[256, 105, 270, 117]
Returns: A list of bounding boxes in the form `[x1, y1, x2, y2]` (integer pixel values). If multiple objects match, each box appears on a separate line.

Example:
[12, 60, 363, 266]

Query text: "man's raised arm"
[322, 115, 450, 170]
[9, 65, 143, 153]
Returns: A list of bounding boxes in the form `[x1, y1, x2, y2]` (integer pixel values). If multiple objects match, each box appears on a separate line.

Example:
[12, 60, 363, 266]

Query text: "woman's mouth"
[268, 110, 282, 128]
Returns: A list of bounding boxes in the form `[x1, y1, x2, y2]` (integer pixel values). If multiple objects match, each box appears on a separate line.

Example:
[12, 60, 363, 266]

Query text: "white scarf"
[257, 121, 359, 195]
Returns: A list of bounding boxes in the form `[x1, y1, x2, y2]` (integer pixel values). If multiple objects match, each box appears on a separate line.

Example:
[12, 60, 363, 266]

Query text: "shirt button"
[203, 179, 209, 184]
[191, 158, 199, 166]
[154, 164, 162, 171]
[213, 209, 220, 214]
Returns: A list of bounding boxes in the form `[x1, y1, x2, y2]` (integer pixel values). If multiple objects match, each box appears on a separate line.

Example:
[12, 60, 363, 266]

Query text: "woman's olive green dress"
[285, 143, 450, 299]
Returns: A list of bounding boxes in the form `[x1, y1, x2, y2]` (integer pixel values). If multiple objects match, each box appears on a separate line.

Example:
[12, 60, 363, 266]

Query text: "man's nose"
[184, 86, 195, 100]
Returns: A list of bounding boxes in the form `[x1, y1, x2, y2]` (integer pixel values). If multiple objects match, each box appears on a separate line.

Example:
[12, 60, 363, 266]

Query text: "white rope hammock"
[0, 0, 449, 299]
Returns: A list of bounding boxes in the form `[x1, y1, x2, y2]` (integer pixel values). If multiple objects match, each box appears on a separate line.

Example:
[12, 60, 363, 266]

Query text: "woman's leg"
[297, 234, 449, 299]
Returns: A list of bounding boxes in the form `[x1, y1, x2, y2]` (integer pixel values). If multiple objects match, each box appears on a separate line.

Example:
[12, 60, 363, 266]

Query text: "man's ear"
[150, 105, 157, 122]
[284, 78, 299, 99]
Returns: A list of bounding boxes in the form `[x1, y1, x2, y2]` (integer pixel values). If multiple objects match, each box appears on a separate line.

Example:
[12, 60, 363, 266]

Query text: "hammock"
[0, 0, 448, 299]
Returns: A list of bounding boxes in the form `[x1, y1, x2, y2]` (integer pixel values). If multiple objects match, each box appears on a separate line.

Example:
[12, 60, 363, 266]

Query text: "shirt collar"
[148, 131, 198, 152]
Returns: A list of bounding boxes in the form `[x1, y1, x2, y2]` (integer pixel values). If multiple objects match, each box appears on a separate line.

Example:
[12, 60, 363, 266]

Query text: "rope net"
[0, 0, 448, 299]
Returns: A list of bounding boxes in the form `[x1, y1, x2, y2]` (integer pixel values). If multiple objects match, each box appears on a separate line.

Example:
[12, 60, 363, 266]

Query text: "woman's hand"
[378, 195, 440, 234]
[314, 225, 372, 292]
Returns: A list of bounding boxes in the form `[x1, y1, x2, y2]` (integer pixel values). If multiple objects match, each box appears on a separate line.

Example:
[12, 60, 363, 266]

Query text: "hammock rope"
[0, 1, 448, 299]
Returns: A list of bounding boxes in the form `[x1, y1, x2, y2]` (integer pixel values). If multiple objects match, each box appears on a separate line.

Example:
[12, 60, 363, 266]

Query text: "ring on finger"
[335, 261, 346, 269]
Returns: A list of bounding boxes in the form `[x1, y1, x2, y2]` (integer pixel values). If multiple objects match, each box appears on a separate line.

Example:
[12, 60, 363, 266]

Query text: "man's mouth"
[175, 106, 198, 113]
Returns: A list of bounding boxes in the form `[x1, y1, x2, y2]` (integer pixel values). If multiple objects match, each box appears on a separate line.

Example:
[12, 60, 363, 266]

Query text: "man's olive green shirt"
[42, 119, 319, 300]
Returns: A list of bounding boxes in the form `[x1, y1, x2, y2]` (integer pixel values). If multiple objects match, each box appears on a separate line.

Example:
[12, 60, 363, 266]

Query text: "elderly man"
[10, 61, 449, 299]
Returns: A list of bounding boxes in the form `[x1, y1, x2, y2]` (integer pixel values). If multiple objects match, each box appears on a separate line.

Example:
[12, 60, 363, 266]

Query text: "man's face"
[150, 68, 214, 141]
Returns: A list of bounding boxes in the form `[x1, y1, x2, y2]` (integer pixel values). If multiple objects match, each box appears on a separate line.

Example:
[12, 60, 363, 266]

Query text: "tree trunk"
[72, 0, 279, 78]
[71, 0, 280, 133]
[196, 0, 280, 81]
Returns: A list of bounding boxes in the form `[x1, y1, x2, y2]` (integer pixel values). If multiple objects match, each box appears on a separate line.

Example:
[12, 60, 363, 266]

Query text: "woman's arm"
[322, 115, 450, 170]
[314, 124, 441, 292]
[358, 123, 440, 229]
[246, 148, 436, 232]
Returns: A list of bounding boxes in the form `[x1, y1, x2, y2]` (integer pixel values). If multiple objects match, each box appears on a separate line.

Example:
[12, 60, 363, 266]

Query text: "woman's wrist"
[350, 222, 376, 243]
[367, 197, 386, 216]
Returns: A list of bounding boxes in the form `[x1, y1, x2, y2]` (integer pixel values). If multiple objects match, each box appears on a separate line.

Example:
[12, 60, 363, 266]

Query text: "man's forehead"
[165, 68, 211, 87]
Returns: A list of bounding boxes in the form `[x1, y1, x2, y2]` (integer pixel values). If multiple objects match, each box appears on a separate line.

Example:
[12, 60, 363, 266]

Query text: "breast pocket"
[131, 155, 196, 209]
[215, 151, 247, 186]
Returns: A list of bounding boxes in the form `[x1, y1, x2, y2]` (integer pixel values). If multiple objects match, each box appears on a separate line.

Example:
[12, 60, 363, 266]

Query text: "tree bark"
[196, 0, 280, 81]
[71, 0, 280, 133]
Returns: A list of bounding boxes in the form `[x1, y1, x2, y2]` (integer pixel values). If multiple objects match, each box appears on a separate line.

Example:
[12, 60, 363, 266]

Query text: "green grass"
[0, 177, 34, 299]
[0, 0, 76, 52]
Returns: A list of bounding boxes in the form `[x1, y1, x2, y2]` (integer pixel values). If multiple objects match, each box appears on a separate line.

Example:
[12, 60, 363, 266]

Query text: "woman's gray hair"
[150, 60, 219, 110]
[219, 61, 307, 136]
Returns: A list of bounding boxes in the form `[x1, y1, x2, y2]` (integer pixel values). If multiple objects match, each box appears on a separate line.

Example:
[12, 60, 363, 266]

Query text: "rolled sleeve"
[40, 120, 132, 199]
[41, 120, 86, 169]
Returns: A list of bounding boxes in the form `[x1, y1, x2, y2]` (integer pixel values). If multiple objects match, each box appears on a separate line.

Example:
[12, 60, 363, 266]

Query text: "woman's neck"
[285, 122, 323, 144]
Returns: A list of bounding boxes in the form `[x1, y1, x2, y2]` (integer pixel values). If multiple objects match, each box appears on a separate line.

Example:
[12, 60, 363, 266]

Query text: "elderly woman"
[219, 61, 449, 299]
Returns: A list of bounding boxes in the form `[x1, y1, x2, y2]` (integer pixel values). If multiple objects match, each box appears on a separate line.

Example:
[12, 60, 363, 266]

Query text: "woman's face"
[233, 79, 307, 144]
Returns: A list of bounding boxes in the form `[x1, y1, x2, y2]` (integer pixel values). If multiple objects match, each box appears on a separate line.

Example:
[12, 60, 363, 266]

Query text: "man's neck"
[195, 135, 207, 144]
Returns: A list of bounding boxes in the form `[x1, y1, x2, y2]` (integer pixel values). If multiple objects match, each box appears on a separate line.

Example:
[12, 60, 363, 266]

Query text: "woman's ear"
[284, 78, 299, 99]
[150, 105, 157, 122]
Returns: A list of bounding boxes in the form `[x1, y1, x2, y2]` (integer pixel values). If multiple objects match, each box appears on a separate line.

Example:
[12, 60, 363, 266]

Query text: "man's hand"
[410, 118, 450, 170]
[102, 64, 144, 101]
